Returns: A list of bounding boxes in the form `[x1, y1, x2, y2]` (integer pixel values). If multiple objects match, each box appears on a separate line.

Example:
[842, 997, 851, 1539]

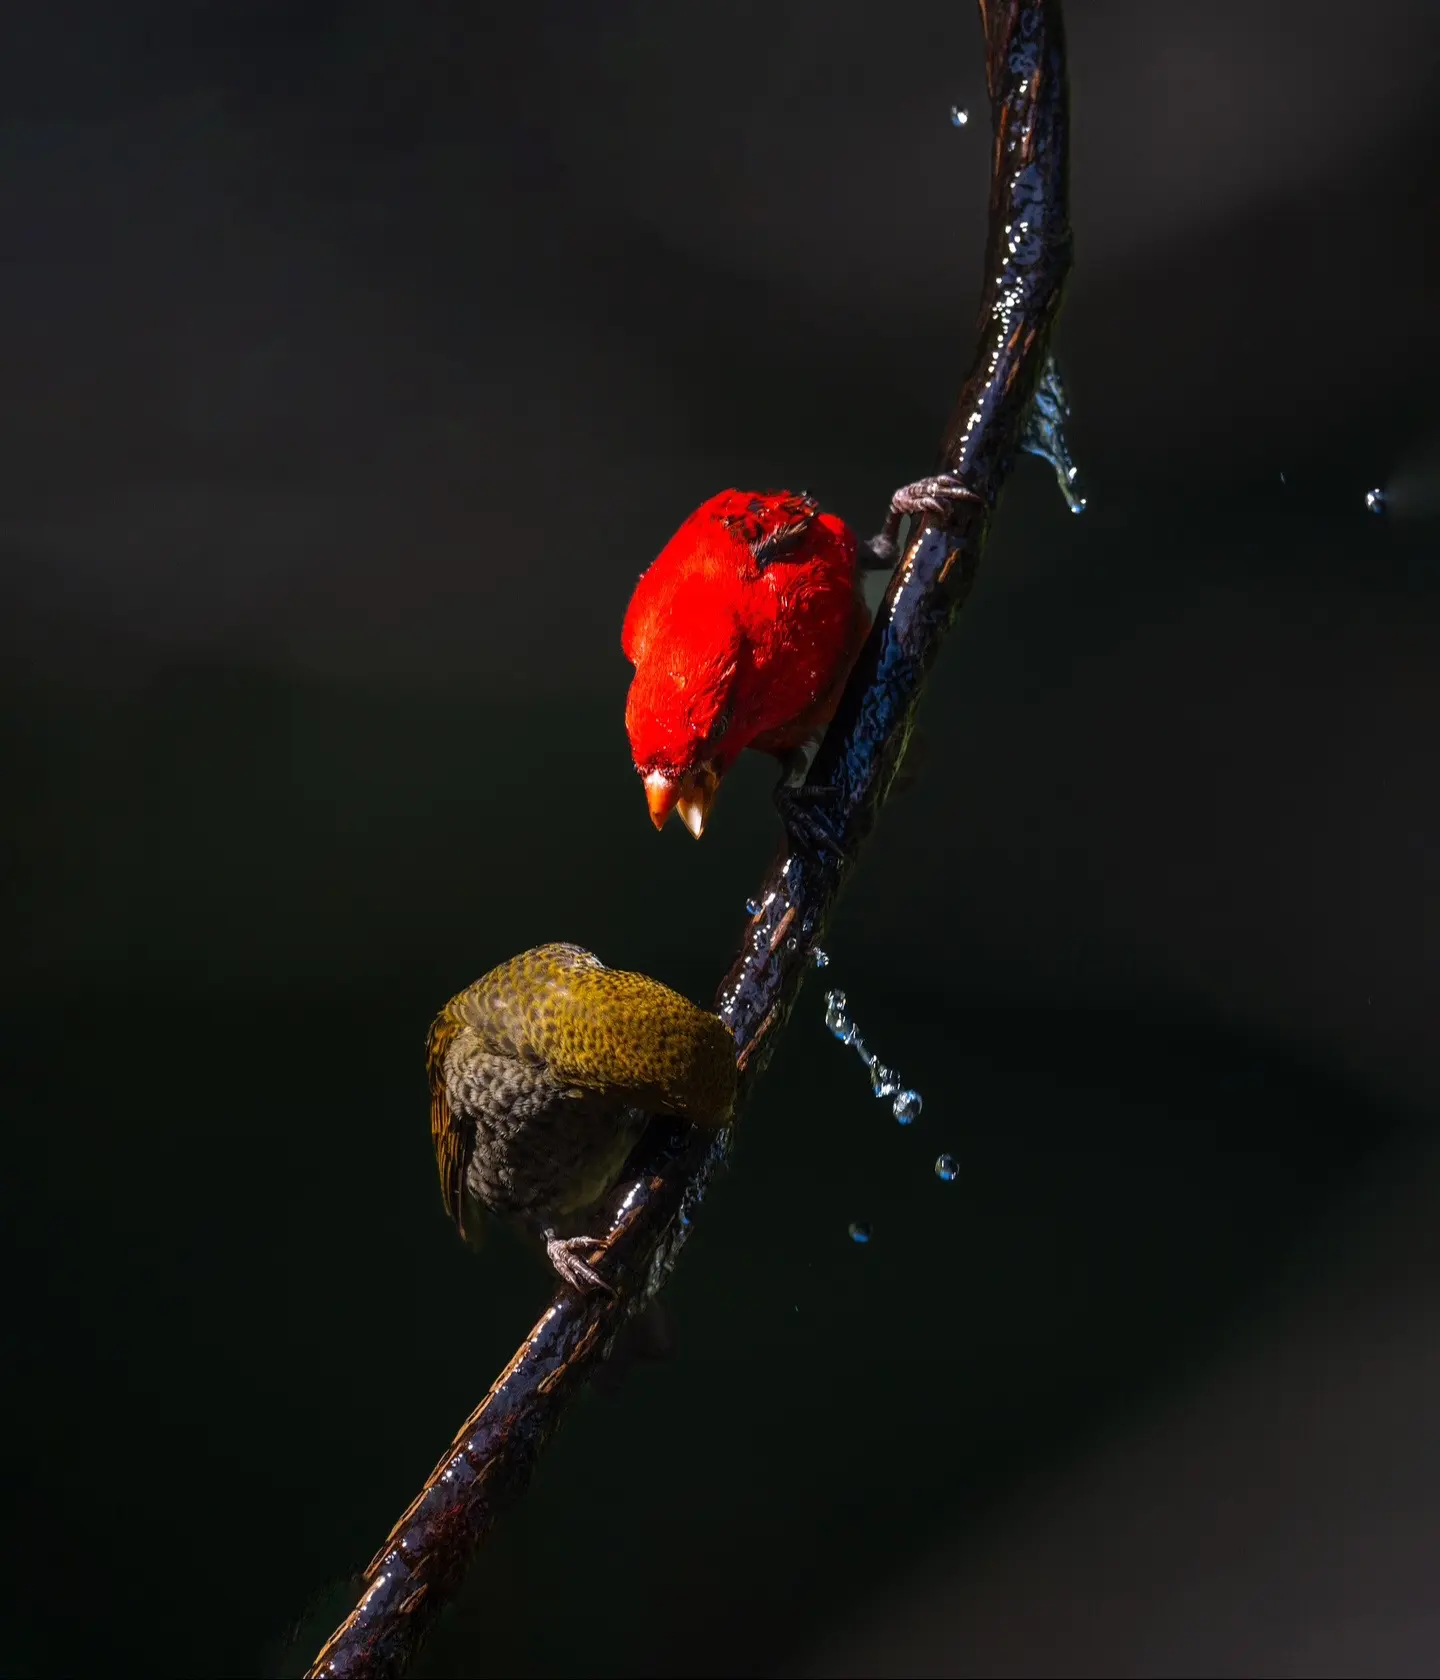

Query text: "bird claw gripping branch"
[773, 778, 849, 867]
[427, 944, 737, 1293]
[865, 471, 987, 567]
[542, 1230, 616, 1297]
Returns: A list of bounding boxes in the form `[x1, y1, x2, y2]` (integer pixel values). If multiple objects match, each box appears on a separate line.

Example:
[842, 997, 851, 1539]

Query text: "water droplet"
[823, 986, 923, 1118]
[848, 1221, 872, 1244]
[1279, 471, 1287, 485]
[809, 945, 830, 968]
[1366, 488, 1386, 515]
[785, 936, 798, 953]
[1019, 350, 1086, 513]
[745, 897, 762, 916]
[824, 989, 854, 1043]
[870, 1062, 899, 1100]
[893, 1089, 923, 1125]
[950, 105, 969, 127]
[934, 1153, 958, 1182]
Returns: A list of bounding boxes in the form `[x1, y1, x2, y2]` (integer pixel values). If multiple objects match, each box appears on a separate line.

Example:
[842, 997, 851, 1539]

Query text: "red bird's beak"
[675, 765, 720, 839]
[643, 764, 721, 838]
[644, 771, 680, 830]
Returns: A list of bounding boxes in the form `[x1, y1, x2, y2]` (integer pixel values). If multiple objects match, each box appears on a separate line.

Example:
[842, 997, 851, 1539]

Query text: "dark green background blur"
[3, 2, 1438, 1675]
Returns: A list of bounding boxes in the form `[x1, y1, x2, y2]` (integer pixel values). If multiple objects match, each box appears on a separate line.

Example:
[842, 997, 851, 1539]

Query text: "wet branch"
[307, 3, 1071, 1673]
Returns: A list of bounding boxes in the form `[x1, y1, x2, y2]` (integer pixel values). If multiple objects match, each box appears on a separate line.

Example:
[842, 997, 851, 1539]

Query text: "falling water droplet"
[848, 1221, 872, 1244]
[1366, 488, 1386, 515]
[950, 105, 969, 127]
[785, 936, 798, 953]
[870, 1062, 899, 1100]
[824, 989, 854, 1043]
[1020, 350, 1086, 513]
[822, 984, 922, 1119]
[745, 897, 762, 917]
[934, 1153, 958, 1182]
[809, 946, 830, 968]
[893, 1089, 923, 1125]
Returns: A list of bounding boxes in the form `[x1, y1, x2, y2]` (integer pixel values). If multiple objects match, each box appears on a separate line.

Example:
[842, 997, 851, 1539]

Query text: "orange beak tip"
[642, 765, 719, 838]
[676, 798, 707, 840]
[643, 771, 679, 830]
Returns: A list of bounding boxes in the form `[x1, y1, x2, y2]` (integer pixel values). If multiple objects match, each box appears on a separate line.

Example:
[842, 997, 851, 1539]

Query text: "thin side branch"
[308, 4, 1070, 1673]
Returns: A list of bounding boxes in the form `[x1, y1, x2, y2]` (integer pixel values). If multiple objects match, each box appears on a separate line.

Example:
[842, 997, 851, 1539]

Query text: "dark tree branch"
[307, 4, 1070, 1673]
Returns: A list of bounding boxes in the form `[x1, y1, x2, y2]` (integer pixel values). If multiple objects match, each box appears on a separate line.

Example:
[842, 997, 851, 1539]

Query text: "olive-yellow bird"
[426, 943, 737, 1292]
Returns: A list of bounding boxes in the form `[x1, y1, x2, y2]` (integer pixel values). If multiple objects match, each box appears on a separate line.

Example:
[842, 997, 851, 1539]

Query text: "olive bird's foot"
[774, 780, 848, 867]
[866, 471, 986, 567]
[544, 1229, 616, 1296]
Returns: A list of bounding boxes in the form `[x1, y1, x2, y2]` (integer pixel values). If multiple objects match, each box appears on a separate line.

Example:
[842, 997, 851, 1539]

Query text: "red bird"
[622, 474, 978, 843]
[622, 489, 871, 840]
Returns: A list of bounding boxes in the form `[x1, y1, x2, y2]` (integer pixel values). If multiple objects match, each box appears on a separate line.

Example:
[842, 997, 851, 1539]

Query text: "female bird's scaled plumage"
[427, 943, 737, 1292]
[622, 489, 870, 838]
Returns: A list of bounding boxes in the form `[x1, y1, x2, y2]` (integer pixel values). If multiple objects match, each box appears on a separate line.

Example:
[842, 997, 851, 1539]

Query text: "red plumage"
[622, 489, 869, 837]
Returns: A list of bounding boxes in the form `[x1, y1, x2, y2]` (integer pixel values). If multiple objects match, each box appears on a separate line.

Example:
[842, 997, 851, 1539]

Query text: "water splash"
[1020, 349, 1086, 513]
[950, 105, 970, 127]
[809, 946, 830, 969]
[824, 989, 856, 1044]
[894, 1090, 923, 1125]
[848, 1221, 872, 1244]
[823, 988, 924, 1124]
[934, 1153, 958, 1182]
[1366, 488, 1386, 515]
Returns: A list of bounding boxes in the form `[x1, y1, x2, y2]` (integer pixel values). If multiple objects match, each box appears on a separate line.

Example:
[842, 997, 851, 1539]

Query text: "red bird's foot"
[774, 781, 848, 866]
[867, 470, 985, 566]
[889, 471, 985, 523]
[543, 1229, 616, 1296]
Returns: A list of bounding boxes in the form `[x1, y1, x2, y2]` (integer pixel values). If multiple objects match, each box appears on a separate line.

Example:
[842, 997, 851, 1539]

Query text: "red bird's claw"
[774, 782, 847, 865]
[888, 472, 984, 523]
[868, 472, 984, 567]
[544, 1232, 616, 1296]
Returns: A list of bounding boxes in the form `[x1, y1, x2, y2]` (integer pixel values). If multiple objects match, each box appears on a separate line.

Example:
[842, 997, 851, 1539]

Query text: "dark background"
[3, 1, 1438, 1675]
